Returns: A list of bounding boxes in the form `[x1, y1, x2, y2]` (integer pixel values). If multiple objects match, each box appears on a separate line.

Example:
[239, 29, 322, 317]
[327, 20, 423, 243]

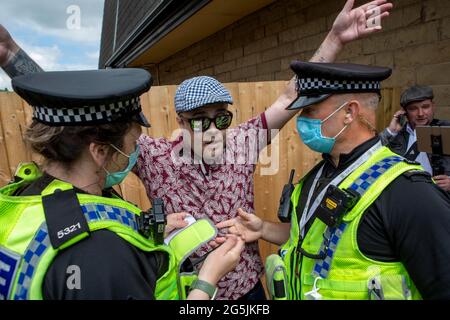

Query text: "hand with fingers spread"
[216, 208, 264, 243]
[330, 0, 393, 46]
[164, 212, 189, 237]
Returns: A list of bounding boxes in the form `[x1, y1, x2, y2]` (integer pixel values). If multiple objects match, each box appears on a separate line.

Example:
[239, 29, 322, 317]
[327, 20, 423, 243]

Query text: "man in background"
[380, 85, 450, 192]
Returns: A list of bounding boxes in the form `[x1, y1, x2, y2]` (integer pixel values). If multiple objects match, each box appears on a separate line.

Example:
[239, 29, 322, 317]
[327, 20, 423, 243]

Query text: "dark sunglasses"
[182, 111, 233, 132]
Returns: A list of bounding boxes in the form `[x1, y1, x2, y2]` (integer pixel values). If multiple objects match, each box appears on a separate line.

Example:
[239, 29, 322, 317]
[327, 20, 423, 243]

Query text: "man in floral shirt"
[137, 92, 270, 299]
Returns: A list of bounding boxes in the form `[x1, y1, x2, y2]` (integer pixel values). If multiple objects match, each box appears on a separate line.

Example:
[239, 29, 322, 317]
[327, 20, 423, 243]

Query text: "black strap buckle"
[297, 230, 332, 260]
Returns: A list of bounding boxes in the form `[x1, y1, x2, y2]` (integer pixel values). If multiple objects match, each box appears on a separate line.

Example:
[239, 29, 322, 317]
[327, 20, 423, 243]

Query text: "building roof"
[100, 0, 275, 68]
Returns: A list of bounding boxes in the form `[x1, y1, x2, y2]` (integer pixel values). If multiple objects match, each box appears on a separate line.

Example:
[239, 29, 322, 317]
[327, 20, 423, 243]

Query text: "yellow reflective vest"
[279, 146, 424, 300]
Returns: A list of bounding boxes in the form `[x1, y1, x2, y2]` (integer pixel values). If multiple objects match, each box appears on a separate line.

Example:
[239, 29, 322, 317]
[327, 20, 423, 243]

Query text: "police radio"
[138, 198, 166, 245]
[277, 170, 295, 223]
[316, 185, 360, 227]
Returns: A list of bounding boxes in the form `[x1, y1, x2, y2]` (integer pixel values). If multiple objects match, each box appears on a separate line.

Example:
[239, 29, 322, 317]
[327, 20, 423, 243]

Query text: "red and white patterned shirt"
[136, 114, 268, 300]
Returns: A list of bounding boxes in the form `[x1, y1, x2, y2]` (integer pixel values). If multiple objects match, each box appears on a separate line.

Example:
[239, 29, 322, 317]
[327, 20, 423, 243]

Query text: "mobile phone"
[398, 114, 408, 127]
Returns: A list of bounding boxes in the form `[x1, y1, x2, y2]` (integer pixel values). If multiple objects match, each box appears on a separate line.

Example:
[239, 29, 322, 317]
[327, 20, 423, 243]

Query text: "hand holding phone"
[388, 110, 407, 134]
[398, 113, 408, 127]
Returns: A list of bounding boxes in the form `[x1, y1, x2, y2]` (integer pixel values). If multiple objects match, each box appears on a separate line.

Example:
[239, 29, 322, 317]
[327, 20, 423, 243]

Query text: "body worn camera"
[137, 198, 166, 244]
[278, 170, 295, 223]
[316, 185, 360, 227]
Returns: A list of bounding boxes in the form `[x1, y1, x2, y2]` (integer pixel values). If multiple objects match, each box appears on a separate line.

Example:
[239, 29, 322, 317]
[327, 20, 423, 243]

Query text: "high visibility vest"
[278, 147, 424, 300]
[0, 163, 216, 300]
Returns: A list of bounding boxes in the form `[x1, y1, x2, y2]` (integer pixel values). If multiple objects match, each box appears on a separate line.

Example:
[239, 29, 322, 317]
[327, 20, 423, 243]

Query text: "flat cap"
[175, 76, 233, 113]
[12, 68, 152, 127]
[287, 61, 392, 110]
[400, 85, 434, 108]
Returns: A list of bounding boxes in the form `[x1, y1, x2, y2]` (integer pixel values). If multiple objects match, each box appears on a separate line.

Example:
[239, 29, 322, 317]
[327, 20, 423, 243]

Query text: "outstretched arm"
[265, 0, 393, 131]
[0, 24, 43, 78]
[216, 208, 291, 246]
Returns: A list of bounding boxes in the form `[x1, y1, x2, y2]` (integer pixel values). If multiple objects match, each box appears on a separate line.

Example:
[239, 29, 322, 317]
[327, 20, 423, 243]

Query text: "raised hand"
[330, 0, 393, 46]
[387, 110, 407, 134]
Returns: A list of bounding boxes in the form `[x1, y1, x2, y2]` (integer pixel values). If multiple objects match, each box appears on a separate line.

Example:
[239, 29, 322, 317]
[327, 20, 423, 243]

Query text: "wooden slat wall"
[0, 83, 400, 265]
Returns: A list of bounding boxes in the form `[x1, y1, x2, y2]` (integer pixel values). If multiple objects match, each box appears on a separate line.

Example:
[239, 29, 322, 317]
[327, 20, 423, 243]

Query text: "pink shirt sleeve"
[135, 134, 172, 187]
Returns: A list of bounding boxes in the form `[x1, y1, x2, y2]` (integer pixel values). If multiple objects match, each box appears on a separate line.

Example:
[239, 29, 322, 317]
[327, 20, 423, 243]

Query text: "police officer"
[218, 61, 450, 300]
[380, 85, 450, 192]
[0, 69, 244, 300]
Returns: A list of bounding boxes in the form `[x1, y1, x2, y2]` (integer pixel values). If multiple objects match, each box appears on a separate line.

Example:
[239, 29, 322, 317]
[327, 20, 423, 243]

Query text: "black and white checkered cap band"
[33, 97, 142, 125]
[296, 77, 381, 94]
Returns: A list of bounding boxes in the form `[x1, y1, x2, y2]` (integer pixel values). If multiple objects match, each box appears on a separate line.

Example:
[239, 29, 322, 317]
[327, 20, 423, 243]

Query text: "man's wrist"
[1, 41, 19, 67]
[2, 47, 43, 78]
[261, 221, 268, 242]
[325, 32, 344, 54]
[311, 32, 343, 63]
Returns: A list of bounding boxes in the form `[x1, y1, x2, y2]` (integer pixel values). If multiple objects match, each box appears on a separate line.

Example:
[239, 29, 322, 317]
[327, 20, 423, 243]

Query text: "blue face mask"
[104, 144, 140, 189]
[296, 101, 349, 154]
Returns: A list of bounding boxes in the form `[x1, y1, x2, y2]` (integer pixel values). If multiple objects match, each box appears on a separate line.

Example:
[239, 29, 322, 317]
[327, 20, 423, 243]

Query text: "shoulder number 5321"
[57, 223, 81, 239]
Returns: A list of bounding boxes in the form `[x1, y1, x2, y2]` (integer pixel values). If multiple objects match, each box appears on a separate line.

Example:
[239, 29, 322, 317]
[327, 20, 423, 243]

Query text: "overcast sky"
[0, 0, 104, 90]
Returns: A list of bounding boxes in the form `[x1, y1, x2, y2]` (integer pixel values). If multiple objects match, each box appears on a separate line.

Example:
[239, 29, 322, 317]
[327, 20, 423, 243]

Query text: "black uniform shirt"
[297, 137, 450, 300]
[19, 174, 168, 300]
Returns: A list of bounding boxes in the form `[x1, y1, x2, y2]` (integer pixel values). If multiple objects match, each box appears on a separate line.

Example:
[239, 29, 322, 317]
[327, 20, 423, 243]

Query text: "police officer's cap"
[287, 61, 392, 110]
[12, 68, 152, 127]
[400, 85, 434, 108]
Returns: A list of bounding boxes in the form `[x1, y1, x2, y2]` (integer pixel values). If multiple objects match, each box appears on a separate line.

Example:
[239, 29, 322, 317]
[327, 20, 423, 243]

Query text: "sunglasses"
[182, 111, 234, 132]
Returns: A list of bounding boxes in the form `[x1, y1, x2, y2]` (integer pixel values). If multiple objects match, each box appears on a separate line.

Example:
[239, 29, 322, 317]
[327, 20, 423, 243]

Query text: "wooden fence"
[0, 82, 401, 264]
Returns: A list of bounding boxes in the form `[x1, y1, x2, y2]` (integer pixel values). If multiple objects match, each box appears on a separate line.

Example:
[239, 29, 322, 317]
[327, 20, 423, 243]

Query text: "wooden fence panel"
[0, 95, 11, 185]
[0, 93, 31, 185]
[0, 83, 398, 268]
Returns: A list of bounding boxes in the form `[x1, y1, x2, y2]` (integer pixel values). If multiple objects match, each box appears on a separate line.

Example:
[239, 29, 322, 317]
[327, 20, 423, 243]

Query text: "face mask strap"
[322, 101, 349, 124]
[104, 143, 140, 175]
[332, 123, 349, 139]
[321, 101, 351, 140]
[110, 144, 131, 158]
